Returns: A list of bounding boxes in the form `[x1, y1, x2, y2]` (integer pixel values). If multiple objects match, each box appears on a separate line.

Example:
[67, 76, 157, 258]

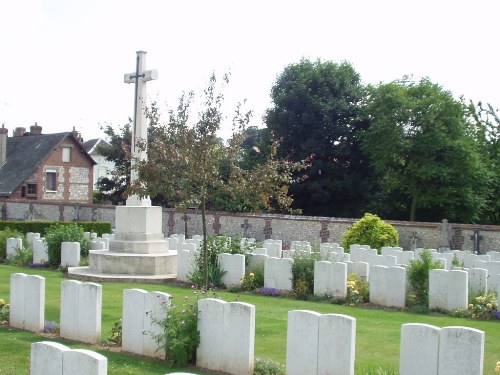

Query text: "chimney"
[14, 127, 26, 137]
[30, 122, 42, 135]
[0, 125, 8, 166]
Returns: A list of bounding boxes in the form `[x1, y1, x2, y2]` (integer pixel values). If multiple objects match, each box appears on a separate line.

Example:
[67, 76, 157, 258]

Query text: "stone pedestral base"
[68, 205, 177, 282]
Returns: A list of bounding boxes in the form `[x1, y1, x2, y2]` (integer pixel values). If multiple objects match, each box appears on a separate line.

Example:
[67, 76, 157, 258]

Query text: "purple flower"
[492, 310, 500, 320]
[260, 287, 280, 297]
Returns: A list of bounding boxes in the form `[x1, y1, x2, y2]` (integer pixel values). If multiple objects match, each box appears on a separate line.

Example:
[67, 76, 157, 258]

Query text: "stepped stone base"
[67, 204, 178, 284]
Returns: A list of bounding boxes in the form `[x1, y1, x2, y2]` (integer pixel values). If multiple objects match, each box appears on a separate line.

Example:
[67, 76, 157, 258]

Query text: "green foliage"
[0, 298, 9, 324]
[342, 213, 399, 252]
[6, 247, 33, 267]
[0, 221, 111, 237]
[406, 250, 443, 311]
[291, 251, 322, 297]
[0, 228, 25, 260]
[266, 58, 374, 217]
[254, 358, 286, 375]
[44, 223, 89, 267]
[355, 367, 399, 375]
[108, 318, 122, 345]
[151, 293, 201, 367]
[452, 293, 498, 320]
[363, 77, 490, 223]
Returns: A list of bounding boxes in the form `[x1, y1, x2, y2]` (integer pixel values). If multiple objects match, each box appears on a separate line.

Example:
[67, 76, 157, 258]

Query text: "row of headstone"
[197, 299, 255, 374]
[30, 341, 107, 375]
[369, 265, 407, 308]
[429, 269, 468, 311]
[6, 237, 23, 259]
[286, 310, 356, 375]
[400, 323, 484, 375]
[61, 280, 102, 344]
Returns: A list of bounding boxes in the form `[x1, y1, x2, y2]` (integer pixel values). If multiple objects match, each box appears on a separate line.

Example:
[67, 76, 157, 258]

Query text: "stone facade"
[1, 200, 500, 252]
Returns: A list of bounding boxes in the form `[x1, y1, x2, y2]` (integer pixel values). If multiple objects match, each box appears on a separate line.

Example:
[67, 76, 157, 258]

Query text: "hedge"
[0, 221, 112, 237]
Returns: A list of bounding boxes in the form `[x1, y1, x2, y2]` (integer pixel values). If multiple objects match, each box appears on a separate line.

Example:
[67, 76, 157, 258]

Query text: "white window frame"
[45, 169, 57, 192]
[62, 147, 71, 162]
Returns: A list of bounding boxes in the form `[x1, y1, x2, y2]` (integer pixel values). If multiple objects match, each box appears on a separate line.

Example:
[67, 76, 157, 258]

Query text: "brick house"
[0, 124, 96, 204]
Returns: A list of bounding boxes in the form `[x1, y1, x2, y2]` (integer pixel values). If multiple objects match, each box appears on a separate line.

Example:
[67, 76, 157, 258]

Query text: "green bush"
[291, 252, 322, 298]
[254, 358, 286, 375]
[407, 249, 443, 312]
[6, 247, 33, 267]
[0, 228, 26, 260]
[0, 298, 9, 324]
[342, 213, 399, 253]
[44, 223, 89, 267]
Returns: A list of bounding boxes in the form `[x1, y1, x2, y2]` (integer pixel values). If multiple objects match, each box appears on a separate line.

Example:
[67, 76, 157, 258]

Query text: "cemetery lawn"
[1, 265, 500, 375]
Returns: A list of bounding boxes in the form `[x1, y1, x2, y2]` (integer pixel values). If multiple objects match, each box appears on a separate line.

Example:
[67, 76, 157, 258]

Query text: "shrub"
[108, 318, 123, 345]
[0, 298, 9, 324]
[342, 213, 399, 253]
[44, 223, 89, 267]
[0, 221, 112, 237]
[254, 358, 285, 375]
[0, 228, 26, 260]
[151, 291, 209, 367]
[346, 273, 369, 305]
[452, 293, 499, 320]
[6, 246, 33, 267]
[291, 252, 322, 297]
[407, 249, 443, 312]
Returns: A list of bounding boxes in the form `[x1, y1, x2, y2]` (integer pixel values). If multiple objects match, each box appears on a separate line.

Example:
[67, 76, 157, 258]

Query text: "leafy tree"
[95, 123, 131, 205]
[265, 58, 374, 217]
[362, 77, 490, 223]
[130, 73, 307, 288]
[466, 101, 500, 224]
[342, 213, 399, 252]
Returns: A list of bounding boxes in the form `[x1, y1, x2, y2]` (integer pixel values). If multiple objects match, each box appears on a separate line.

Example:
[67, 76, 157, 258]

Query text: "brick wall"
[1, 200, 499, 253]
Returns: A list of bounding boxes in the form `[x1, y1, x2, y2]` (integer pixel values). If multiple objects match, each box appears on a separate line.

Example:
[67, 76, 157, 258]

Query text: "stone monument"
[69, 51, 177, 283]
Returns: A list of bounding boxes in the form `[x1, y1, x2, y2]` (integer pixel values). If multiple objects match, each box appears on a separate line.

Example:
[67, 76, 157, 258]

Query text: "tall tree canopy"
[265, 58, 373, 217]
[362, 77, 490, 223]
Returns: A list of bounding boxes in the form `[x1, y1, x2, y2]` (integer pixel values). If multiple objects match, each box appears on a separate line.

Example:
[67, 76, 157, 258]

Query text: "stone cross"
[439, 219, 451, 252]
[124, 51, 158, 206]
[241, 219, 252, 237]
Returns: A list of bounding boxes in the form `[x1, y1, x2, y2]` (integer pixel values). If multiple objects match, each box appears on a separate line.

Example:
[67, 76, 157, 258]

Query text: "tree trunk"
[201, 194, 208, 289]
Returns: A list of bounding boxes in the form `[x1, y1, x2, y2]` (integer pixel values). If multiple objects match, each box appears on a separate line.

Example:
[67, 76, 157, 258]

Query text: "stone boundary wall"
[2, 200, 500, 252]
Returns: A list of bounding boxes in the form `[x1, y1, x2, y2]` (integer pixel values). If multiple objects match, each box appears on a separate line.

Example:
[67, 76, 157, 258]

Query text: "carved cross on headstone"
[470, 230, 483, 254]
[124, 51, 158, 207]
[241, 219, 252, 238]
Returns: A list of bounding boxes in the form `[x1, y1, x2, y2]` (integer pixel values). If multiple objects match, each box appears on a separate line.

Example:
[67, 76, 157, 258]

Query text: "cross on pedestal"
[124, 51, 158, 206]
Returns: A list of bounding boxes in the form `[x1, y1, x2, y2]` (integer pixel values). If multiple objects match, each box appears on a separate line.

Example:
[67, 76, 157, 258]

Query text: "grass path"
[1, 264, 499, 374]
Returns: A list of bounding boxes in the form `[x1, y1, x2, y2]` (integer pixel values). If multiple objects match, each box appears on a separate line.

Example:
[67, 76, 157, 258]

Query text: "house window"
[27, 184, 37, 196]
[62, 147, 71, 162]
[45, 169, 57, 191]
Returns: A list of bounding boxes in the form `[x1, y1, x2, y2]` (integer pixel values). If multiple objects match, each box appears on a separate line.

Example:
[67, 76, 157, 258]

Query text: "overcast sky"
[0, 0, 498, 141]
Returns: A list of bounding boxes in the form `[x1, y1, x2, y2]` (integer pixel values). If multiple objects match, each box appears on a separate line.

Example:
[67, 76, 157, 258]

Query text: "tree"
[95, 123, 132, 205]
[265, 58, 374, 217]
[466, 101, 500, 224]
[362, 77, 490, 223]
[130, 73, 307, 288]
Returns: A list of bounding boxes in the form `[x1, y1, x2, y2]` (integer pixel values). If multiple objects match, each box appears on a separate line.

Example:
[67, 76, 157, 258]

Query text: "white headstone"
[369, 265, 388, 306]
[429, 269, 449, 310]
[32, 238, 48, 264]
[400, 323, 440, 375]
[61, 242, 80, 267]
[437, 327, 484, 375]
[468, 268, 488, 295]
[264, 257, 293, 291]
[177, 249, 196, 283]
[219, 253, 246, 288]
[63, 349, 108, 375]
[10, 273, 45, 332]
[447, 270, 468, 311]
[286, 310, 320, 375]
[6, 237, 22, 258]
[386, 266, 407, 308]
[30, 341, 70, 375]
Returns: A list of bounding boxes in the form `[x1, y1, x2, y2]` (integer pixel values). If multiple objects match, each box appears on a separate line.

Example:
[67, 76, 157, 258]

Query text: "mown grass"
[1, 264, 499, 374]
